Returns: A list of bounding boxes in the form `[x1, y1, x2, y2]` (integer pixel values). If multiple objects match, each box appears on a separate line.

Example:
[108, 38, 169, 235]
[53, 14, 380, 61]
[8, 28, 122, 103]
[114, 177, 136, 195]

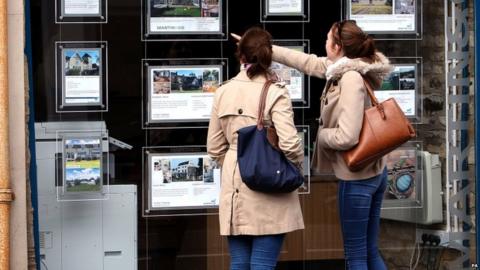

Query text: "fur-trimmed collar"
[325, 52, 393, 82]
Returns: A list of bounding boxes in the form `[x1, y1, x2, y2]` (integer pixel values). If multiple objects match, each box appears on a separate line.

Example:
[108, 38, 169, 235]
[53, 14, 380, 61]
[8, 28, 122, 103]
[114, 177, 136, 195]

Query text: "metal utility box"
[381, 151, 443, 224]
[36, 122, 137, 270]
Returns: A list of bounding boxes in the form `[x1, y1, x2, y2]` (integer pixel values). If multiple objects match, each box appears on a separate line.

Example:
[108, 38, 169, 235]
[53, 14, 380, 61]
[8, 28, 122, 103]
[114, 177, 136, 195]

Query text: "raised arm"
[231, 33, 329, 79]
[272, 45, 329, 79]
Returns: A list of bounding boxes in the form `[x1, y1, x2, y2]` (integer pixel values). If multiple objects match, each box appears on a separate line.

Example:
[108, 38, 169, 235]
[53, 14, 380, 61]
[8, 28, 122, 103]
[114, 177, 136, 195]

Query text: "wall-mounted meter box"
[381, 151, 443, 224]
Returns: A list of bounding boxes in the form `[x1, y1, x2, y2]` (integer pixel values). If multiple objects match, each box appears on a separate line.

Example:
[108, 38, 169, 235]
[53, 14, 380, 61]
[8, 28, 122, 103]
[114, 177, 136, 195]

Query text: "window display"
[63, 138, 103, 193]
[55, 129, 110, 201]
[64, 0, 100, 15]
[143, 59, 227, 128]
[56, 42, 108, 112]
[346, 0, 420, 37]
[56, 0, 107, 23]
[272, 40, 310, 108]
[261, 0, 309, 22]
[266, 0, 303, 15]
[145, 151, 220, 212]
[144, 0, 226, 40]
[376, 64, 417, 117]
[29, 0, 478, 268]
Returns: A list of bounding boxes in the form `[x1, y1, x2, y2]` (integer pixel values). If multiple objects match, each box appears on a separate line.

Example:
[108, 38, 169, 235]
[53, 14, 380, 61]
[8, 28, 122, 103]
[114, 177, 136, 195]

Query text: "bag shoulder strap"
[362, 75, 388, 119]
[257, 79, 274, 129]
[361, 76, 379, 107]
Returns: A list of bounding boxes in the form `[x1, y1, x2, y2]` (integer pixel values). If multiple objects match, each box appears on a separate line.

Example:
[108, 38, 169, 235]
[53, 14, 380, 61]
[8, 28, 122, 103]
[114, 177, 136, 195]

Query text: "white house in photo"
[65, 52, 99, 73]
[395, 0, 415, 14]
[172, 160, 200, 180]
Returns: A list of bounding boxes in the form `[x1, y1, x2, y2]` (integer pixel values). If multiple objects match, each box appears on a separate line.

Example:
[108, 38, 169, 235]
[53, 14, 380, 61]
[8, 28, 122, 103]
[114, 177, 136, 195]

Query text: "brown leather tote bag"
[343, 77, 416, 171]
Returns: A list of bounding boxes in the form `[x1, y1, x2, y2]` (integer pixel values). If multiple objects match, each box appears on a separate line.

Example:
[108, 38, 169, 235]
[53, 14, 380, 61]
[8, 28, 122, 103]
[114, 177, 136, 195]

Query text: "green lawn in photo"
[66, 160, 101, 169]
[352, 4, 393, 14]
[67, 184, 101, 192]
[380, 81, 395, 90]
[160, 7, 201, 17]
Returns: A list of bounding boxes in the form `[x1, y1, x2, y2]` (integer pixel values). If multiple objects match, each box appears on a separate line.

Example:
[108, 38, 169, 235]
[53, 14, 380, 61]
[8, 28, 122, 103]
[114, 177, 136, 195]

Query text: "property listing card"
[149, 0, 221, 33]
[64, 0, 100, 15]
[63, 48, 102, 105]
[349, 0, 416, 32]
[63, 138, 102, 193]
[149, 154, 220, 209]
[375, 65, 417, 117]
[148, 66, 221, 122]
[267, 0, 302, 14]
[271, 46, 305, 101]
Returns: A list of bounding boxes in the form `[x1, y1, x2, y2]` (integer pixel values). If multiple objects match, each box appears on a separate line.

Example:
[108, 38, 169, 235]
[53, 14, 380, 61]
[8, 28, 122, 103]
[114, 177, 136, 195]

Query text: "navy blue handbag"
[237, 80, 304, 193]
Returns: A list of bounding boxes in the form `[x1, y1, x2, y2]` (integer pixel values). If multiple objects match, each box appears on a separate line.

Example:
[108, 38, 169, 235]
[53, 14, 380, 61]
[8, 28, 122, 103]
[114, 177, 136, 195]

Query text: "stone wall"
[374, 0, 476, 269]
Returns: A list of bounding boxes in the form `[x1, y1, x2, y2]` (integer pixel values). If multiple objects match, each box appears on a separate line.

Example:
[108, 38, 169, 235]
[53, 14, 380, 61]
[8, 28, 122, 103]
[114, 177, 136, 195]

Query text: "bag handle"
[257, 79, 275, 129]
[362, 76, 386, 120]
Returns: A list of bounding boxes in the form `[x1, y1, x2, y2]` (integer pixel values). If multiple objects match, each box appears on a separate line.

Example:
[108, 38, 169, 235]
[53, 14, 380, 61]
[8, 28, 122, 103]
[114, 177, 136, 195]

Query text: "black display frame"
[142, 58, 228, 129]
[261, 0, 310, 23]
[273, 39, 311, 108]
[343, 0, 423, 40]
[375, 57, 423, 123]
[142, 145, 220, 217]
[55, 0, 107, 23]
[55, 41, 108, 113]
[142, 0, 229, 41]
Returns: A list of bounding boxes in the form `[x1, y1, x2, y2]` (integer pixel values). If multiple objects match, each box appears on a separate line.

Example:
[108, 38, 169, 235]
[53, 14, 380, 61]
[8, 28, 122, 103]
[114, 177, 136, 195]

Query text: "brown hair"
[331, 20, 377, 61]
[236, 27, 273, 79]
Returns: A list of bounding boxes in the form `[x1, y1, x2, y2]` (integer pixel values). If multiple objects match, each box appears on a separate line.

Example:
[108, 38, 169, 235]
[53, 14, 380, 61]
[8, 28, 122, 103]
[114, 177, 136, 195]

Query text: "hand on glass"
[230, 33, 241, 45]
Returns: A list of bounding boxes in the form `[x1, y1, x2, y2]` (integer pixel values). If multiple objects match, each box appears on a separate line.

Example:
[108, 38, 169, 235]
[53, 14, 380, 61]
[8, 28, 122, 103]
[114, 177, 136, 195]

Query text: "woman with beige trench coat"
[207, 27, 304, 270]
[234, 21, 393, 270]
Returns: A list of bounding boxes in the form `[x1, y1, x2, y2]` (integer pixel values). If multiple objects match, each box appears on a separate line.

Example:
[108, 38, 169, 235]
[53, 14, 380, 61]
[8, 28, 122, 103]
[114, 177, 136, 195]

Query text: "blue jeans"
[338, 168, 388, 270]
[227, 234, 285, 270]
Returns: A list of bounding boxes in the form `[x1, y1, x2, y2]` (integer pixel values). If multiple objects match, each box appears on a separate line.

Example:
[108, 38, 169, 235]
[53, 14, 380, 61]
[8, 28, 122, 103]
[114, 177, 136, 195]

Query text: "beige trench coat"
[272, 46, 393, 180]
[207, 69, 305, 236]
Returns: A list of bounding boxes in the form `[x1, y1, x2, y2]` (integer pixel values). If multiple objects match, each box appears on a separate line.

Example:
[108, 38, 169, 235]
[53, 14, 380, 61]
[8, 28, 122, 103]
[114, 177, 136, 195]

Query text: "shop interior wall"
[28, 0, 477, 269]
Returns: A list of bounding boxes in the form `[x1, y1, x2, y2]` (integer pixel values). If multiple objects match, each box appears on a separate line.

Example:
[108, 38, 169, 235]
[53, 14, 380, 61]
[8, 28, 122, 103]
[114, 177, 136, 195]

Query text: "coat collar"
[325, 52, 393, 82]
[233, 69, 269, 83]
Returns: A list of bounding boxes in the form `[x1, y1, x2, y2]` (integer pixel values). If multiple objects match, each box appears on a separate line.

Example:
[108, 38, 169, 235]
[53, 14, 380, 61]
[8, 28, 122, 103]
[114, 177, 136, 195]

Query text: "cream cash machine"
[35, 121, 137, 270]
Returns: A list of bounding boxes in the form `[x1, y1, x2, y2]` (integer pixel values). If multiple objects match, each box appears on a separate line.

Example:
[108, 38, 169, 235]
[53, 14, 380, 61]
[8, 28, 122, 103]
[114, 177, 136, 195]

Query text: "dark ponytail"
[236, 27, 273, 79]
[331, 20, 378, 61]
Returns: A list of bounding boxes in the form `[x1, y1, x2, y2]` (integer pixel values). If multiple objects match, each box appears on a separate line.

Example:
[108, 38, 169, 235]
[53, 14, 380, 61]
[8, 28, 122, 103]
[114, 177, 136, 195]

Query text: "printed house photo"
[202, 157, 218, 183]
[154, 158, 172, 183]
[399, 66, 415, 79]
[151, 0, 201, 17]
[152, 70, 171, 94]
[384, 149, 417, 200]
[351, 0, 393, 15]
[150, 0, 219, 17]
[202, 69, 220, 92]
[64, 49, 100, 76]
[64, 139, 102, 192]
[379, 69, 400, 90]
[171, 69, 203, 92]
[400, 78, 415, 90]
[201, 0, 219, 17]
[272, 62, 292, 84]
[399, 66, 416, 90]
[171, 157, 203, 181]
[395, 0, 415, 14]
